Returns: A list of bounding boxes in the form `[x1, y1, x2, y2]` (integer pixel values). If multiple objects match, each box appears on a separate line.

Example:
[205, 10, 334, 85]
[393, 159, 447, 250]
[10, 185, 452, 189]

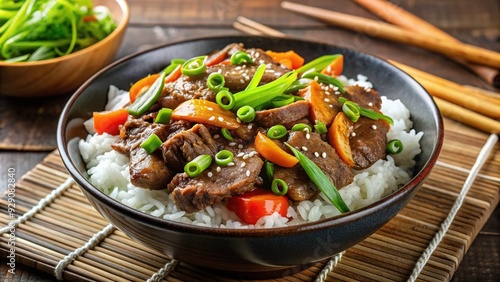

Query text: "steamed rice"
[79, 75, 423, 228]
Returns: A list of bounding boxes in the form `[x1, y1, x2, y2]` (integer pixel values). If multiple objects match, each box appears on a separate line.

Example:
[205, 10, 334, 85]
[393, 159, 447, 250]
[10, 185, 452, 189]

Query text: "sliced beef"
[158, 74, 217, 109]
[274, 131, 354, 201]
[343, 85, 382, 111]
[112, 118, 192, 190]
[350, 117, 390, 169]
[167, 145, 264, 213]
[161, 124, 218, 171]
[254, 100, 310, 128]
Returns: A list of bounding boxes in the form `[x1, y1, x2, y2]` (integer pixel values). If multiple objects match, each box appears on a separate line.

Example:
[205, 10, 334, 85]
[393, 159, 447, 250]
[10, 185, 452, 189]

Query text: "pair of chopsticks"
[233, 16, 500, 134]
[281, 1, 500, 88]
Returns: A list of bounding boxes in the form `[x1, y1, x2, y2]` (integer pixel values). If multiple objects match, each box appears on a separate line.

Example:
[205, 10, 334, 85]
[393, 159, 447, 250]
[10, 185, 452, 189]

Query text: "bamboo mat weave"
[1, 120, 499, 282]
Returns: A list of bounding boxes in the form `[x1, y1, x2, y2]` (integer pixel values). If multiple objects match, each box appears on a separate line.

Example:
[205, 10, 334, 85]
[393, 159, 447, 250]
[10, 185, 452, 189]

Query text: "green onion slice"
[387, 139, 404, 154]
[302, 72, 344, 93]
[155, 108, 172, 124]
[215, 150, 234, 166]
[245, 64, 266, 90]
[284, 78, 312, 94]
[264, 160, 275, 181]
[207, 72, 225, 92]
[271, 179, 288, 196]
[296, 54, 341, 76]
[267, 125, 287, 139]
[342, 101, 361, 122]
[291, 123, 312, 133]
[181, 55, 207, 76]
[221, 128, 233, 141]
[230, 51, 253, 65]
[285, 143, 350, 213]
[128, 68, 168, 116]
[184, 154, 212, 178]
[140, 133, 163, 154]
[163, 58, 186, 75]
[314, 120, 328, 134]
[339, 97, 393, 125]
[236, 105, 256, 123]
[215, 89, 235, 110]
[232, 71, 298, 110]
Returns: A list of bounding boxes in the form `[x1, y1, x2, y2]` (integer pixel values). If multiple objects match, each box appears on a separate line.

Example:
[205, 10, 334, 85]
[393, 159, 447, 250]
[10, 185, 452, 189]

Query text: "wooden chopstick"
[280, 1, 500, 69]
[353, 0, 499, 88]
[234, 17, 287, 38]
[232, 17, 500, 133]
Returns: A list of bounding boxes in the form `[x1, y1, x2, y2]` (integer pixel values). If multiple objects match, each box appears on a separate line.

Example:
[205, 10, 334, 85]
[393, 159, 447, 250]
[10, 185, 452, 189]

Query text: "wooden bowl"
[58, 36, 444, 277]
[0, 0, 130, 97]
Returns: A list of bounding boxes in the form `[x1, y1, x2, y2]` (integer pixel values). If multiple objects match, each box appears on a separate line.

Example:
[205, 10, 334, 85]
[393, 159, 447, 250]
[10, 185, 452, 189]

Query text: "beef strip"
[161, 124, 218, 171]
[167, 144, 264, 213]
[274, 131, 354, 201]
[350, 118, 390, 170]
[157, 47, 290, 109]
[112, 119, 192, 190]
[254, 100, 310, 128]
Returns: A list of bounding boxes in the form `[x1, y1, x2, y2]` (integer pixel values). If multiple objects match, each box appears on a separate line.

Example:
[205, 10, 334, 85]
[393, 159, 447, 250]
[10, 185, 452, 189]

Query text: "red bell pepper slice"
[227, 188, 289, 224]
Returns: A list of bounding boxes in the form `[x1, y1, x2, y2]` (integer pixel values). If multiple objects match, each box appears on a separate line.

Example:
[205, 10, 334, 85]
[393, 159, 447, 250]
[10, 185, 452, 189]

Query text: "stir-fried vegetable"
[254, 132, 299, 168]
[271, 179, 288, 196]
[328, 112, 356, 167]
[171, 99, 240, 129]
[184, 154, 212, 178]
[154, 108, 172, 124]
[298, 80, 337, 127]
[296, 54, 341, 76]
[0, 0, 117, 62]
[387, 139, 404, 154]
[339, 97, 394, 125]
[214, 150, 234, 166]
[267, 125, 288, 139]
[236, 105, 256, 122]
[140, 133, 163, 154]
[285, 143, 350, 213]
[226, 188, 289, 224]
[128, 68, 169, 116]
[129, 74, 161, 103]
[321, 54, 344, 76]
[230, 51, 253, 65]
[93, 108, 128, 135]
[181, 55, 206, 76]
[265, 50, 304, 69]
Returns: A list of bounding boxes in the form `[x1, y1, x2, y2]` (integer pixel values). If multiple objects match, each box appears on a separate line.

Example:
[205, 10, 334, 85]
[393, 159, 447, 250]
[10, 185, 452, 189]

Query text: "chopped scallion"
[215, 150, 234, 166]
[236, 105, 256, 123]
[245, 64, 266, 90]
[155, 108, 172, 124]
[207, 72, 225, 92]
[314, 120, 328, 134]
[181, 55, 207, 76]
[339, 97, 393, 125]
[140, 133, 163, 154]
[215, 89, 235, 110]
[387, 139, 404, 154]
[230, 51, 253, 65]
[184, 154, 212, 178]
[285, 143, 350, 213]
[291, 123, 312, 133]
[221, 128, 233, 140]
[267, 125, 288, 139]
[264, 160, 275, 181]
[271, 179, 288, 196]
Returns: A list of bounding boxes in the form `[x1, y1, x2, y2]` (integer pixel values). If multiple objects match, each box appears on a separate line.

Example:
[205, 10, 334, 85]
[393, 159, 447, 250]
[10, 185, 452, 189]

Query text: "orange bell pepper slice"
[321, 54, 344, 76]
[227, 188, 289, 224]
[254, 131, 299, 168]
[328, 112, 355, 167]
[93, 108, 129, 136]
[298, 80, 337, 127]
[170, 99, 240, 129]
[129, 65, 182, 103]
[265, 50, 305, 69]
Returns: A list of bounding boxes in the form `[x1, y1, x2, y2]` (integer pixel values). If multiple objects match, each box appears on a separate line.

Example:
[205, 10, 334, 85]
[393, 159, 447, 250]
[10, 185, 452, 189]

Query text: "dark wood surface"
[1, 0, 499, 281]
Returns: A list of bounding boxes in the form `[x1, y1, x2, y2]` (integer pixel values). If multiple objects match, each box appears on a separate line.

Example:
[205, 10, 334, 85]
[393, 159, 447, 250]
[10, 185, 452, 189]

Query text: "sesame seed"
[240, 79, 245, 84]
[351, 132, 356, 137]
[324, 98, 330, 102]
[372, 125, 377, 130]
[228, 162, 235, 166]
[329, 104, 334, 108]
[237, 152, 245, 157]
[216, 167, 221, 172]
[302, 146, 308, 151]
[217, 69, 222, 73]
[368, 102, 373, 106]
[335, 91, 341, 95]
[208, 107, 214, 111]
[314, 76, 319, 81]
[238, 144, 244, 149]
[218, 116, 224, 122]
[246, 170, 250, 177]
[322, 152, 327, 158]
[333, 86, 339, 91]
[240, 162, 246, 168]
[314, 152, 320, 157]
[242, 154, 249, 160]
[229, 142, 236, 146]
[306, 133, 311, 139]
[235, 66, 242, 70]
[247, 124, 253, 129]
[255, 52, 260, 58]
[213, 134, 220, 139]
[209, 116, 215, 121]
[207, 172, 213, 178]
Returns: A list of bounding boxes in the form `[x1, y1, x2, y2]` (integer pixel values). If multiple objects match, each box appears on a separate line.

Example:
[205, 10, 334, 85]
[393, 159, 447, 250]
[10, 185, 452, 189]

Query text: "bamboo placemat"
[1, 119, 499, 282]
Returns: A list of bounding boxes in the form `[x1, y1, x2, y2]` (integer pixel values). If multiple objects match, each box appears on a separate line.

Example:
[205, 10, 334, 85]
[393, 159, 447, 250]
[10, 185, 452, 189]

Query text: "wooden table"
[0, 0, 498, 281]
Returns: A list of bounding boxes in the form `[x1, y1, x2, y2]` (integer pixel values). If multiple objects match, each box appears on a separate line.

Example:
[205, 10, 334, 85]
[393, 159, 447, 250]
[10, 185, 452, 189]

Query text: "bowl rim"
[57, 35, 444, 237]
[0, 0, 130, 67]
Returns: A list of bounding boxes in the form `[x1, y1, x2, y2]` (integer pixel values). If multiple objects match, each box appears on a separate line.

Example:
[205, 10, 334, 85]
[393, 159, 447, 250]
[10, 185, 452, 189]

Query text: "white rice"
[78, 76, 423, 228]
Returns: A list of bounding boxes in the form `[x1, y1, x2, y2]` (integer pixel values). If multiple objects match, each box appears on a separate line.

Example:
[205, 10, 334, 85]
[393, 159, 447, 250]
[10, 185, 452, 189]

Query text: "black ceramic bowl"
[57, 36, 443, 276]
